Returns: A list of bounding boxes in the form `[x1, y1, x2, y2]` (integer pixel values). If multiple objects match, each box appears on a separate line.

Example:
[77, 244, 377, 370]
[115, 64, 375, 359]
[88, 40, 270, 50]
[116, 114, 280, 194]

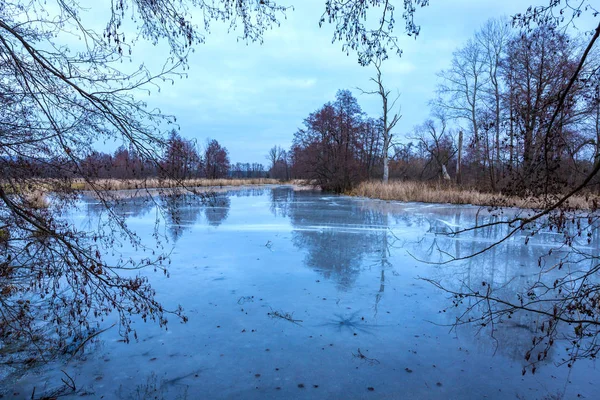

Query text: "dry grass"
[350, 180, 598, 210]
[76, 178, 297, 191]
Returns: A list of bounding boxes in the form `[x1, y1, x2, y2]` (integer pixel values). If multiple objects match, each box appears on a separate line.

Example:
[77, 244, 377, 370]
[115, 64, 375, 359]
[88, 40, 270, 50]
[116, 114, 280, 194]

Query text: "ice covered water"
[2, 186, 597, 399]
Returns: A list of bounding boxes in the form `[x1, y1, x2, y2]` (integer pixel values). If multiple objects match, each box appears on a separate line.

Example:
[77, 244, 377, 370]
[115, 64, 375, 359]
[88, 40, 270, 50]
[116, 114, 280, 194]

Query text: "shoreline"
[348, 180, 599, 211]
[72, 178, 297, 191]
[12, 178, 599, 211]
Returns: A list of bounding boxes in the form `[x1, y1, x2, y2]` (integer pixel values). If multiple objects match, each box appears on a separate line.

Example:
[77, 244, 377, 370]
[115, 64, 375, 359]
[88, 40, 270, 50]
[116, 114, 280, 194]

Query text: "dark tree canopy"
[291, 90, 384, 192]
[204, 139, 230, 179]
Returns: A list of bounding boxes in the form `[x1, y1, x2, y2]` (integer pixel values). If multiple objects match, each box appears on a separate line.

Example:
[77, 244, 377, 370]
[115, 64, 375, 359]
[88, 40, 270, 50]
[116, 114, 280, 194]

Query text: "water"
[2, 186, 597, 399]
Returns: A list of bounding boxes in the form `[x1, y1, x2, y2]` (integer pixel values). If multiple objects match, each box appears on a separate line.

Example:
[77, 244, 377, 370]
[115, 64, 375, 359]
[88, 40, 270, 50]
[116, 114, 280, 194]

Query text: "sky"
[101, 0, 591, 164]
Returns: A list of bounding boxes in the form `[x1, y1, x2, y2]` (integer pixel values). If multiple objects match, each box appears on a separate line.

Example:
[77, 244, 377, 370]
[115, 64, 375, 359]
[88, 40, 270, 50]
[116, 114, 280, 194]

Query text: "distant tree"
[266, 145, 289, 180]
[411, 110, 457, 181]
[81, 151, 114, 179]
[231, 162, 244, 178]
[251, 162, 266, 178]
[162, 130, 201, 179]
[434, 38, 487, 182]
[204, 139, 230, 179]
[356, 117, 384, 178]
[292, 90, 366, 192]
[476, 18, 512, 186]
[267, 146, 284, 171]
[113, 146, 152, 179]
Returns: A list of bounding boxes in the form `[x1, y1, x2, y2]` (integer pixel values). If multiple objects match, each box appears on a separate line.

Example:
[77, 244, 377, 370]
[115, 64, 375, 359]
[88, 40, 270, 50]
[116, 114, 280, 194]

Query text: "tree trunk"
[442, 164, 452, 181]
[383, 133, 390, 183]
[456, 130, 463, 184]
[383, 154, 389, 183]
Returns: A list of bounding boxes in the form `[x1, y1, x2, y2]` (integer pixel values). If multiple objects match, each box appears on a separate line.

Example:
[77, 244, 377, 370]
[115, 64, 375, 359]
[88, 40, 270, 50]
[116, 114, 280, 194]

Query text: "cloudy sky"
[128, 0, 585, 164]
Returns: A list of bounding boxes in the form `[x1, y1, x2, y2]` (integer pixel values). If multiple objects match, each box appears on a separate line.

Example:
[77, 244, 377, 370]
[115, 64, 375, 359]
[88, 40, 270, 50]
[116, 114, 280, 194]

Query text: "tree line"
[273, 18, 600, 195]
[1, 130, 233, 180]
[2, 130, 274, 181]
[83, 130, 233, 179]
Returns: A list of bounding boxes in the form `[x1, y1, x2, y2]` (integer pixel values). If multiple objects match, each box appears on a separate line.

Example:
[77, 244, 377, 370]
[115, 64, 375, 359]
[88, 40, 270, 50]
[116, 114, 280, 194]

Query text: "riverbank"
[73, 178, 301, 191]
[349, 180, 598, 210]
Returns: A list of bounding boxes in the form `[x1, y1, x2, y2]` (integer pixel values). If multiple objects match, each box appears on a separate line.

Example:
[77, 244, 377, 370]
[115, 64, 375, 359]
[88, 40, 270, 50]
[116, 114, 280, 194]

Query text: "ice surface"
[1, 186, 597, 399]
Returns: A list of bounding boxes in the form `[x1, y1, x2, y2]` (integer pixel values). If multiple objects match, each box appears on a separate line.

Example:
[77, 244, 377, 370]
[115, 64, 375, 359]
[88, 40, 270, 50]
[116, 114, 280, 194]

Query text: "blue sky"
[125, 1, 580, 164]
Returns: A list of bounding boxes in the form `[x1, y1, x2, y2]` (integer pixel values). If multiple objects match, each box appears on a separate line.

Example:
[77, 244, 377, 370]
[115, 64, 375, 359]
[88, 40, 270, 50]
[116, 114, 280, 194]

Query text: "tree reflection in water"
[269, 186, 294, 218]
[83, 191, 156, 220]
[80, 186, 600, 372]
[203, 193, 231, 227]
[286, 192, 393, 290]
[83, 189, 232, 242]
[406, 206, 599, 368]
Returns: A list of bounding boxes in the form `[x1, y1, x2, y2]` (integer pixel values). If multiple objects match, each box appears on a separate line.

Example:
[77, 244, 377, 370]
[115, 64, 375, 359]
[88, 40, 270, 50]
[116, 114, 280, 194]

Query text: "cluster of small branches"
[512, 0, 599, 31]
[321, 0, 430, 65]
[267, 308, 303, 324]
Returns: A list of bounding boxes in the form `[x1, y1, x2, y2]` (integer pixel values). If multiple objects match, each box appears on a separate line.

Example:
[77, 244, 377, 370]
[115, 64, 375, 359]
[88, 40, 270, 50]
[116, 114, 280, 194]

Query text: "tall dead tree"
[360, 60, 402, 183]
[456, 129, 463, 184]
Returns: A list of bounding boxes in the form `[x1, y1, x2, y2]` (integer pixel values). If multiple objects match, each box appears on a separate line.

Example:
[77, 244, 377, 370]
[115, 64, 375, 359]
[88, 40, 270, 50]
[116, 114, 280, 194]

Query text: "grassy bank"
[74, 178, 295, 191]
[350, 181, 598, 210]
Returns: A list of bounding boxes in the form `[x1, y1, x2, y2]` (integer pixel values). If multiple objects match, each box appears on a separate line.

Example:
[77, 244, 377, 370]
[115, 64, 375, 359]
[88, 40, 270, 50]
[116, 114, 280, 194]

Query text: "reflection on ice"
[3, 186, 598, 400]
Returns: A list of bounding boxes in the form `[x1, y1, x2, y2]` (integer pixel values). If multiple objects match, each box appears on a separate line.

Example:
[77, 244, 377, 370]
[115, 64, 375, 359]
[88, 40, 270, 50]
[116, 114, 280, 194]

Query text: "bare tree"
[162, 130, 201, 179]
[267, 146, 284, 171]
[434, 38, 488, 184]
[359, 60, 402, 183]
[476, 17, 512, 188]
[411, 110, 457, 181]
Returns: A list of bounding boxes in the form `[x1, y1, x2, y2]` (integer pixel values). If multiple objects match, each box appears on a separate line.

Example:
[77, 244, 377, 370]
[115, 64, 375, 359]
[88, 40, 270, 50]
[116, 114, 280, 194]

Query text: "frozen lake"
[3, 186, 598, 399]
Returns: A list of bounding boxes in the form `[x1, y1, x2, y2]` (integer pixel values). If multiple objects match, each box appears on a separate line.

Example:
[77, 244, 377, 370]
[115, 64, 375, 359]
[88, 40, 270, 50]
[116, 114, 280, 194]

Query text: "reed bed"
[75, 178, 292, 191]
[350, 180, 598, 210]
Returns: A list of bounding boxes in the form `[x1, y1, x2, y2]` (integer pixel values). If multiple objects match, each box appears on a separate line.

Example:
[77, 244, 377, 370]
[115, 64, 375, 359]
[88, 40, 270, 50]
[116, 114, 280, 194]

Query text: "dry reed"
[350, 181, 598, 210]
[76, 178, 295, 191]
